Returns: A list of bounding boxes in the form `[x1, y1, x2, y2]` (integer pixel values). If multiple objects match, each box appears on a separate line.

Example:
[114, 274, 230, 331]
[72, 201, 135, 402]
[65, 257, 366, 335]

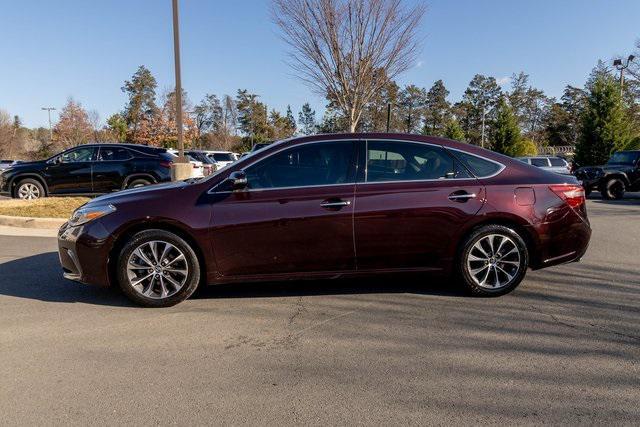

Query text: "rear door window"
[98, 147, 132, 161]
[365, 140, 471, 182]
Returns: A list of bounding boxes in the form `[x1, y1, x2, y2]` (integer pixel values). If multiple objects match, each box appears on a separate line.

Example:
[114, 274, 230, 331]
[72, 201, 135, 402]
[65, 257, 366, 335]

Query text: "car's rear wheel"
[457, 225, 529, 297]
[127, 178, 152, 189]
[117, 230, 201, 307]
[15, 178, 45, 200]
[600, 178, 625, 200]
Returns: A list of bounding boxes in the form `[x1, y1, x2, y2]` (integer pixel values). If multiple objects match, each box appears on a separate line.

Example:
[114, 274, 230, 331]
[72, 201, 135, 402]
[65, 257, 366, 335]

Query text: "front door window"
[245, 141, 355, 189]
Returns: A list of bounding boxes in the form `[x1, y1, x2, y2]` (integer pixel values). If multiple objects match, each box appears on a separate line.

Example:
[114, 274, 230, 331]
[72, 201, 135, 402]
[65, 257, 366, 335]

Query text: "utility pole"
[386, 103, 391, 132]
[172, 0, 185, 162]
[614, 55, 635, 98]
[41, 107, 56, 141]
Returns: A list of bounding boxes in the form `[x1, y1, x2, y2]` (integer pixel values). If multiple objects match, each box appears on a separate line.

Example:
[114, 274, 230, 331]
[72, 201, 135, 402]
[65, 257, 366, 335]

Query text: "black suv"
[0, 143, 174, 199]
[575, 151, 640, 199]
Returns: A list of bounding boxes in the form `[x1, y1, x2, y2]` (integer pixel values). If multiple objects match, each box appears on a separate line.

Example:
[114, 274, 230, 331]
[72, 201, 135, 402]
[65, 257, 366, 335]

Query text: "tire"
[117, 229, 201, 307]
[600, 178, 625, 200]
[457, 225, 529, 297]
[14, 178, 45, 200]
[583, 186, 592, 197]
[127, 178, 152, 189]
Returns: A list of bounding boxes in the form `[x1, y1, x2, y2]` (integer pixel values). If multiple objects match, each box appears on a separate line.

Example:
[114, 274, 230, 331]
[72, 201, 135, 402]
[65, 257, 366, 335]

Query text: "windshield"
[607, 152, 639, 165]
[211, 153, 235, 162]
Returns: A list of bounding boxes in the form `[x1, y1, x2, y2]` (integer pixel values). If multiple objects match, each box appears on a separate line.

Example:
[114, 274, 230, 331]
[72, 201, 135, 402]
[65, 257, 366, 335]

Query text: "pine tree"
[298, 103, 317, 135]
[397, 85, 426, 134]
[575, 74, 631, 166]
[423, 80, 451, 136]
[121, 65, 158, 142]
[458, 74, 502, 145]
[491, 98, 522, 156]
[444, 119, 465, 142]
[285, 105, 297, 136]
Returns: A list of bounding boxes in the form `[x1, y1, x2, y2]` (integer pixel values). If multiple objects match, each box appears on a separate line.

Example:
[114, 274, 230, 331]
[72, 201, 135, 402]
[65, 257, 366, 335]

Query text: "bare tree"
[272, 0, 425, 132]
[88, 110, 102, 143]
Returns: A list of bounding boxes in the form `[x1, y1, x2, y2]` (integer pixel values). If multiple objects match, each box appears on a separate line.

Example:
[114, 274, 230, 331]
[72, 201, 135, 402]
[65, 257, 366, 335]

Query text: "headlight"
[68, 204, 116, 227]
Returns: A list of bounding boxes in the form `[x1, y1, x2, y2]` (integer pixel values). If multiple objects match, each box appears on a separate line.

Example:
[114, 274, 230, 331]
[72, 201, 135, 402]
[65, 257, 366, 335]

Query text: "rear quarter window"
[452, 150, 503, 178]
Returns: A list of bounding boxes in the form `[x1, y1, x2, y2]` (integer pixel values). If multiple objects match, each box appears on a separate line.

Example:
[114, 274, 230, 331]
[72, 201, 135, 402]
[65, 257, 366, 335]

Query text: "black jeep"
[575, 151, 640, 199]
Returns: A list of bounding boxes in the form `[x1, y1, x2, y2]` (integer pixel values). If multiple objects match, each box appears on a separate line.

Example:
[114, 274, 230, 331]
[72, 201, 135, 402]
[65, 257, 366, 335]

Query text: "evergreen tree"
[106, 113, 127, 142]
[458, 74, 502, 145]
[236, 89, 271, 142]
[285, 105, 297, 136]
[444, 118, 465, 142]
[397, 85, 426, 134]
[575, 74, 631, 166]
[298, 103, 317, 135]
[490, 98, 522, 156]
[423, 80, 451, 136]
[121, 65, 158, 141]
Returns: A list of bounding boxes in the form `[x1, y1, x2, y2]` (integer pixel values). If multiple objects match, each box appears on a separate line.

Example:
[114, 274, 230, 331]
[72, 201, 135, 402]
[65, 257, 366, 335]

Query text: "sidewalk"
[0, 225, 58, 238]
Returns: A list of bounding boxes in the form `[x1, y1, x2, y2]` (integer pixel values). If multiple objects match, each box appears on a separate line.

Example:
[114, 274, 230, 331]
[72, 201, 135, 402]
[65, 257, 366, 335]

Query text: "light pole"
[41, 107, 56, 141]
[614, 55, 635, 98]
[172, 0, 186, 162]
[480, 103, 486, 148]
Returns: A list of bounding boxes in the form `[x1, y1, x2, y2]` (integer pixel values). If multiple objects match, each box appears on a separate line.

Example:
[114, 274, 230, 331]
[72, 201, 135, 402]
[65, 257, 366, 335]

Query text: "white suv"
[205, 151, 237, 170]
[517, 156, 572, 175]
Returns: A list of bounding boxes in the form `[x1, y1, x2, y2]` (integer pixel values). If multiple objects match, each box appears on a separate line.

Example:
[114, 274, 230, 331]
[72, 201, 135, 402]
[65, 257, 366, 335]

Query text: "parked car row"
[0, 144, 240, 199]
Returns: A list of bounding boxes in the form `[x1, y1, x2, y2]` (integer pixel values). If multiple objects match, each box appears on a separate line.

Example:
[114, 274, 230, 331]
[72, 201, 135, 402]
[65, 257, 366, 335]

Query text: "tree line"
[1, 57, 638, 165]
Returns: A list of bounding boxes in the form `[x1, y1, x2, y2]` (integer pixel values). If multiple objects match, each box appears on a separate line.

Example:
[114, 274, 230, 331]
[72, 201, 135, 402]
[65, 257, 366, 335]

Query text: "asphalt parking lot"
[0, 196, 638, 425]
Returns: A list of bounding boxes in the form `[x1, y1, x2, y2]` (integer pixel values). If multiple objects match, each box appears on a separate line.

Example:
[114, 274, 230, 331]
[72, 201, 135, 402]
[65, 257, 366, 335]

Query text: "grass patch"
[0, 197, 91, 218]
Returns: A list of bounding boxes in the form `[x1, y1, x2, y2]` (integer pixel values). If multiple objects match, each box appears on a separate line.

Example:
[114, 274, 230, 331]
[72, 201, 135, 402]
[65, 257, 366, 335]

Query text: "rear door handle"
[448, 192, 476, 202]
[320, 200, 351, 209]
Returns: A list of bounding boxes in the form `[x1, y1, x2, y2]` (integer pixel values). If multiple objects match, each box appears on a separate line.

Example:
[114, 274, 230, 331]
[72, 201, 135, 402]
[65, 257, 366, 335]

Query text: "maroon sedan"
[58, 134, 591, 307]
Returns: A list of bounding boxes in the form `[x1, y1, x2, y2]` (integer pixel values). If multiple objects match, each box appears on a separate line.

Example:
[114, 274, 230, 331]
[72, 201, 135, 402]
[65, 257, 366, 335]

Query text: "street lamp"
[41, 107, 56, 141]
[613, 55, 635, 97]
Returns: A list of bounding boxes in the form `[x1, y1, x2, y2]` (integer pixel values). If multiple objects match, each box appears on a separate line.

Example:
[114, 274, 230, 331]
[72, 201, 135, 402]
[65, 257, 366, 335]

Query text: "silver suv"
[517, 156, 571, 175]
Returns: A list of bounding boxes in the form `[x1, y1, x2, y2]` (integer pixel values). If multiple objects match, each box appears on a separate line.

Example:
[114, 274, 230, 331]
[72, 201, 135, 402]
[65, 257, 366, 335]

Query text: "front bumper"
[57, 220, 113, 287]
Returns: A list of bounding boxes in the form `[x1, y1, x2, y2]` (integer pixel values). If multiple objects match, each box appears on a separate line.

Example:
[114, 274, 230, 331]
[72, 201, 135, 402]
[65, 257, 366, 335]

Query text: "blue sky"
[1, 0, 639, 128]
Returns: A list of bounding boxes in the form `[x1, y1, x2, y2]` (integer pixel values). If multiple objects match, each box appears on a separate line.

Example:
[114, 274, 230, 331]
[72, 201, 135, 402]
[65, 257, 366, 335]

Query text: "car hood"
[88, 180, 190, 206]
[579, 164, 634, 173]
[3, 160, 46, 172]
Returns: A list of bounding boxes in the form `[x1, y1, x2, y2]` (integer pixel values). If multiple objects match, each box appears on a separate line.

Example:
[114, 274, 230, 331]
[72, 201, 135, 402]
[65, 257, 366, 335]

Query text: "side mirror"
[226, 170, 248, 191]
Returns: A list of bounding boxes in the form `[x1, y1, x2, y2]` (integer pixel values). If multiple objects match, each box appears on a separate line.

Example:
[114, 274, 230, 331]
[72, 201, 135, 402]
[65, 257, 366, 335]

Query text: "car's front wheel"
[457, 225, 529, 297]
[117, 230, 201, 307]
[15, 178, 45, 200]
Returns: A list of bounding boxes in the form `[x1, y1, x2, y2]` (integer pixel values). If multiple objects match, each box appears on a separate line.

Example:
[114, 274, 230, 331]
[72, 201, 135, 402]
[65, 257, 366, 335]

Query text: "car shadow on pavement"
[195, 273, 466, 300]
[0, 252, 465, 306]
[0, 252, 133, 307]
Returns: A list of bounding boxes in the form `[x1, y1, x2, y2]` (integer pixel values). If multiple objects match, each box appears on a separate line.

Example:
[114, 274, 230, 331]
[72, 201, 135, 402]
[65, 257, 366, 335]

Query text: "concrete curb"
[0, 214, 66, 230]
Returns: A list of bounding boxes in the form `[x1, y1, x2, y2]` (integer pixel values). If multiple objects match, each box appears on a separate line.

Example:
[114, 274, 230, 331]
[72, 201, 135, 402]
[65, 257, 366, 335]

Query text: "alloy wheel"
[17, 183, 41, 200]
[126, 240, 189, 299]
[466, 234, 522, 289]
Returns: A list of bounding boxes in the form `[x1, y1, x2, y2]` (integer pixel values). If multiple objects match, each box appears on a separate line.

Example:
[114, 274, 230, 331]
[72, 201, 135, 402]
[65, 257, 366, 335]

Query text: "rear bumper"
[57, 220, 113, 287]
[529, 207, 591, 270]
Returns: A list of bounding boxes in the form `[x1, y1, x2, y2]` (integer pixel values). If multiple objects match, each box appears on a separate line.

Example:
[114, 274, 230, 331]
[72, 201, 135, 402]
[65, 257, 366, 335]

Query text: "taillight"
[160, 161, 172, 169]
[549, 184, 585, 209]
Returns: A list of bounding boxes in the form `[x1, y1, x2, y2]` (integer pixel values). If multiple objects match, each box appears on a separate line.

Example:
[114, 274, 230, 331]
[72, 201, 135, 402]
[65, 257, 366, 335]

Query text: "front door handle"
[320, 199, 351, 209]
[448, 191, 477, 202]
